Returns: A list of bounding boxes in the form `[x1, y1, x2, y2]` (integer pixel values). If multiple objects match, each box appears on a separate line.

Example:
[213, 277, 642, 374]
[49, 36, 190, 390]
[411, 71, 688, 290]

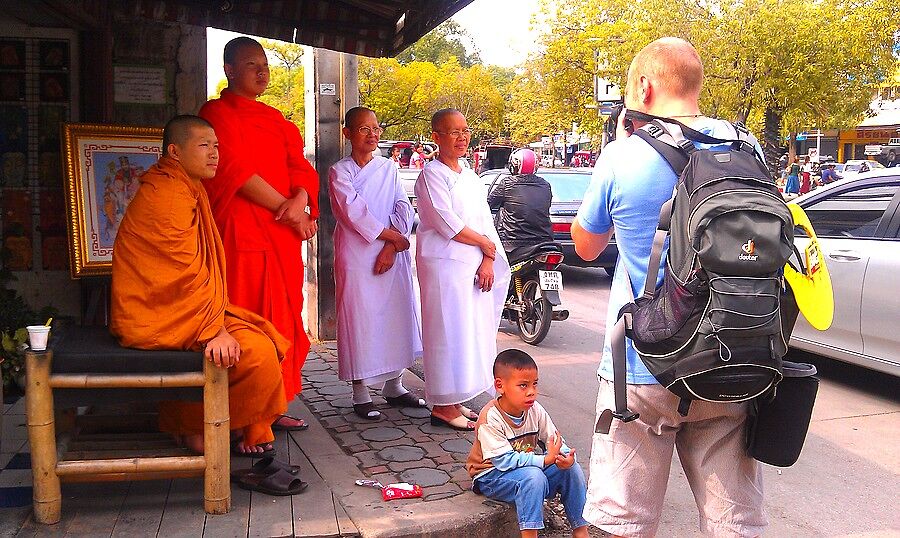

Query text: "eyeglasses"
[356, 126, 384, 136]
[435, 128, 473, 139]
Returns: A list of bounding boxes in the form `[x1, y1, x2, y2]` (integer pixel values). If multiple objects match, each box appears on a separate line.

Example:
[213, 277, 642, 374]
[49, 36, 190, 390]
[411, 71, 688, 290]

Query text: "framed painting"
[62, 123, 162, 277]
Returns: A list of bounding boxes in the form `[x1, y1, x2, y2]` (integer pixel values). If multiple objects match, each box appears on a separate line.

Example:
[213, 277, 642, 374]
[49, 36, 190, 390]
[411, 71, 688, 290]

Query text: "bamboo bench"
[24, 325, 230, 524]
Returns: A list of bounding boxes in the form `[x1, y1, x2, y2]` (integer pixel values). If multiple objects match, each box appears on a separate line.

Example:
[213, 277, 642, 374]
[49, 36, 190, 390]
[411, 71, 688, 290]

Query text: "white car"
[841, 159, 885, 178]
[788, 168, 900, 377]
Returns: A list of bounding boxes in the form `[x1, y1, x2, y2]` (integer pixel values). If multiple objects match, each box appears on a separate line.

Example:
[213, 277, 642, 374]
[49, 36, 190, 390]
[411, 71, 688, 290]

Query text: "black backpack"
[596, 114, 799, 434]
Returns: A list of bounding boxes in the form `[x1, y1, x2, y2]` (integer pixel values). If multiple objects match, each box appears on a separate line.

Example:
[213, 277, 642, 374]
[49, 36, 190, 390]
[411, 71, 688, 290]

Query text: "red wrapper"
[381, 483, 423, 501]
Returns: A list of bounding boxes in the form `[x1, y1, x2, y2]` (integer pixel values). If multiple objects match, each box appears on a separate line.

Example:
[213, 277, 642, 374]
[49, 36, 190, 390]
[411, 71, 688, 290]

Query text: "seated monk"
[110, 115, 288, 456]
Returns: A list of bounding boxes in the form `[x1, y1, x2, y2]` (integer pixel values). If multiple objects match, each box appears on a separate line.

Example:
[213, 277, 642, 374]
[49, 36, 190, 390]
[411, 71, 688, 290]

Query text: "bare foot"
[182, 433, 204, 454]
[232, 440, 272, 455]
[272, 414, 308, 429]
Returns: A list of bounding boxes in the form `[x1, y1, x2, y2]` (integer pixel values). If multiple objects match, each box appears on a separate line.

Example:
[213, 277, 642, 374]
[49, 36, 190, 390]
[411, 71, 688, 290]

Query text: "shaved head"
[493, 349, 538, 379]
[431, 108, 462, 131]
[224, 36, 262, 66]
[344, 106, 375, 129]
[626, 37, 704, 103]
[163, 115, 214, 156]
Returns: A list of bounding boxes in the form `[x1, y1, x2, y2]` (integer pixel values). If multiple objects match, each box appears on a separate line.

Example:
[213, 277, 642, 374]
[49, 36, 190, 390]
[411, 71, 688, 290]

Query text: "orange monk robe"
[110, 156, 288, 447]
[199, 89, 318, 401]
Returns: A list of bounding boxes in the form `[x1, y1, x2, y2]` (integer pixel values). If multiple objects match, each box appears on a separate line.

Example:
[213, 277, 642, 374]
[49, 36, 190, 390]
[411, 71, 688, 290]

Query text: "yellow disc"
[784, 203, 833, 330]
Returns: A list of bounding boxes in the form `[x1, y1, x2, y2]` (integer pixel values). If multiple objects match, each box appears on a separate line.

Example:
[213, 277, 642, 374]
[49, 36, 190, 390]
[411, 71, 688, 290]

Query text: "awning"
[0, 0, 475, 57]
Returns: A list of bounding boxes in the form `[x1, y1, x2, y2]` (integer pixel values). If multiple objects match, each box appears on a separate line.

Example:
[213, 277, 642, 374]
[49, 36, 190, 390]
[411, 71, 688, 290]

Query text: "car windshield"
[541, 172, 592, 202]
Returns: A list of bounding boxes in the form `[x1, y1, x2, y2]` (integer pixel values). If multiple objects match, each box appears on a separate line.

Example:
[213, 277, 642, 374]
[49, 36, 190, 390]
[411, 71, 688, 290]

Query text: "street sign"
[594, 76, 621, 102]
[795, 134, 807, 141]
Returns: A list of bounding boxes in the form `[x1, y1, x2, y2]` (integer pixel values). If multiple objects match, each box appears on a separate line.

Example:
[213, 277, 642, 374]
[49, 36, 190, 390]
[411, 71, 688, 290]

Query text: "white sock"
[351, 381, 372, 405]
[381, 375, 407, 399]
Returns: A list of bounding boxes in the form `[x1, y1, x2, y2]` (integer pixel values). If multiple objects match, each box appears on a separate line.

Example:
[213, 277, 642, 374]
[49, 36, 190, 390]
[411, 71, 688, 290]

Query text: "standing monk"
[415, 108, 511, 430]
[110, 115, 288, 456]
[200, 37, 318, 431]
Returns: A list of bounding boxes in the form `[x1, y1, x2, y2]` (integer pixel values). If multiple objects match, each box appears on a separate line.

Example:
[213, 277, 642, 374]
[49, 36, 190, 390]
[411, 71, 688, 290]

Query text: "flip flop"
[430, 413, 475, 431]
[237, 468, 308, 496]
[353, 402, 382, 421]
[230, 457, 301, 482]
[384, 392, 427, 408]
[455, 404, 479, 421]
[231, 439, 276, 459]
[271, 414, 309, 431]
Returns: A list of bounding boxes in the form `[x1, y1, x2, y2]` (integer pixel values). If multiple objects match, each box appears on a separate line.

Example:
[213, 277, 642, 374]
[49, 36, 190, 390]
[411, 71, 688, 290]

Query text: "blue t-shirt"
[577, 118, 762, 384]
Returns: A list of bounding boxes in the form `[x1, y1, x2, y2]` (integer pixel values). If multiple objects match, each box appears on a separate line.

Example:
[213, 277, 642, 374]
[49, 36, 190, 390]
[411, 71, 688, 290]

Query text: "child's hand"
[543, 433, 563, 466]
[555, 448, 576, 470]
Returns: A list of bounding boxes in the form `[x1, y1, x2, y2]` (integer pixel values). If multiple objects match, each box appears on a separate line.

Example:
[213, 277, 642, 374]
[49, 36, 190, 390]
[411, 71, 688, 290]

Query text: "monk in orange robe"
[110, 115, 287, 455]
[199, 37, 318, 430]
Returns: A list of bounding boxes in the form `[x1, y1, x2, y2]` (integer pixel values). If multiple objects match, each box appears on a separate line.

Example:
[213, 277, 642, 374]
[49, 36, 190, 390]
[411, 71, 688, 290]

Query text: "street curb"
[291, 398, 518, 538]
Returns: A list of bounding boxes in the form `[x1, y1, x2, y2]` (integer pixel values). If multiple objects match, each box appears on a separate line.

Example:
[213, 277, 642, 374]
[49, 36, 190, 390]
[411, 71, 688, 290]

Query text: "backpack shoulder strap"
[632, 121, 691, 176]
[595, 313, 640, 435]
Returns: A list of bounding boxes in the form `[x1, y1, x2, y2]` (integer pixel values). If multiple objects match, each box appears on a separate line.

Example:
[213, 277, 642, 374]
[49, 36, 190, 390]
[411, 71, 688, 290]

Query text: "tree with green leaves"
[520, 0, 899, 171]
[396, 20, 482, 68]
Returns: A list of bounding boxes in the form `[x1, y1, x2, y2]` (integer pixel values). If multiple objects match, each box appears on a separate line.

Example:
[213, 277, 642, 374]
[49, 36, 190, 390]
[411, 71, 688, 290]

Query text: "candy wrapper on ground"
[355, 479, 423, 500]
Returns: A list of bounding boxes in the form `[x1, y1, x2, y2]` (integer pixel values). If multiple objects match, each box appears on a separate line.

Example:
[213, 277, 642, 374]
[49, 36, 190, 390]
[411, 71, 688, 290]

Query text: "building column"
[304, 49, 357, 341]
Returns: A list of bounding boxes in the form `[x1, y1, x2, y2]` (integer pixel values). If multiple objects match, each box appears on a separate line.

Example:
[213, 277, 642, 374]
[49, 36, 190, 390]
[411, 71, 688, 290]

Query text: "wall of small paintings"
[0, 33, 75, 273]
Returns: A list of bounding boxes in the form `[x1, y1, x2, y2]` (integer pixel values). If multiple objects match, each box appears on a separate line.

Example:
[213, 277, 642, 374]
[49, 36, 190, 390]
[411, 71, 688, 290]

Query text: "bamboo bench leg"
[203, 359, 230, 514]
[25, 350, 61, 524]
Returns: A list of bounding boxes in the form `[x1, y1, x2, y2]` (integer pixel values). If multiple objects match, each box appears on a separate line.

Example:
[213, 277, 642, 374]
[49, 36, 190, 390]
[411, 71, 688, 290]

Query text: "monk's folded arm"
[238, 174, 288, 212]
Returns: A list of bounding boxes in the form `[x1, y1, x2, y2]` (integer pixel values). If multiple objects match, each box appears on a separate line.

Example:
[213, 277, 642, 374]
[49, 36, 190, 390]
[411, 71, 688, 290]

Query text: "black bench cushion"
[49, 325, 204, 408]
[51, 325, 204, 374]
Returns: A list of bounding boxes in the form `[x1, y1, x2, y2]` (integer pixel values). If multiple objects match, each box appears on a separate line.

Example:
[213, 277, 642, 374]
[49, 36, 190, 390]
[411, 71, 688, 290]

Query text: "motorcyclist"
[487, 148, 554, 263]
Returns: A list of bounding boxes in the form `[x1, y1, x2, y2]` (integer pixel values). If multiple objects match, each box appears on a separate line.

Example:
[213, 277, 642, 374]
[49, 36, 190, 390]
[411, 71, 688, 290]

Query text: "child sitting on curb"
[466, 349, 589, 538]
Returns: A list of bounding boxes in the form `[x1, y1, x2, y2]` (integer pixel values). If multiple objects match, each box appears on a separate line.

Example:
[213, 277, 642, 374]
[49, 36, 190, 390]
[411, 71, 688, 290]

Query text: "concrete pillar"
[304, 49, 358, 341]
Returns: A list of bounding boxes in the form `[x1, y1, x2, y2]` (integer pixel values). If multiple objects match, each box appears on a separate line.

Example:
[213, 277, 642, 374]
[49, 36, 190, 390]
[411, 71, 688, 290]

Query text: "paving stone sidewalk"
[301, 343, 476, 502]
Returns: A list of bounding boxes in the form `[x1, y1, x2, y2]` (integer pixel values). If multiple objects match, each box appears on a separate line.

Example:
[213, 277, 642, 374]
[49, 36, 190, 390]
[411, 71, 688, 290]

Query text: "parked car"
[841, 159, 885, 179]
[398, 159, 471, 212]
[481, 168, 617, 272]
[474, 145, 514, 174]
[376, 140, 436, 168]
[788, 168, 900, 377]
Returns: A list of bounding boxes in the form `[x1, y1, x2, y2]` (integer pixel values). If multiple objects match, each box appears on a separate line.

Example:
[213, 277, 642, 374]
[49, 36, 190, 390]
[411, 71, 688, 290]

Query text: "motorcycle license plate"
[538, 270, 563, 291]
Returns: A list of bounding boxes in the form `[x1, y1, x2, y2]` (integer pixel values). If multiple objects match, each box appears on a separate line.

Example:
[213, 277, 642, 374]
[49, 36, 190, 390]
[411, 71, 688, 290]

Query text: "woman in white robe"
[415, 108, 511, 431]
[330, 107, 424, 421]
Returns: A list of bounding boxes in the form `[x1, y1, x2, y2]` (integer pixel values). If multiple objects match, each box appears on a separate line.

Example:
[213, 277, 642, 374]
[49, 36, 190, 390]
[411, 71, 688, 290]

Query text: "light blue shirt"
[577, 118, 762, 384]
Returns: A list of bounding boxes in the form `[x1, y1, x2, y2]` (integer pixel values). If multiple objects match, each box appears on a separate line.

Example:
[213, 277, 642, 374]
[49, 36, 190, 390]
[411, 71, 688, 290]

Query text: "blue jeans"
[474, 463, 589, 531]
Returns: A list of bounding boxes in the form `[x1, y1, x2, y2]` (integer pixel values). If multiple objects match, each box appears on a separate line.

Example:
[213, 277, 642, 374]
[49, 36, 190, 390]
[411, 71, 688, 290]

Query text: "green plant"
[1, 327, 28, 388]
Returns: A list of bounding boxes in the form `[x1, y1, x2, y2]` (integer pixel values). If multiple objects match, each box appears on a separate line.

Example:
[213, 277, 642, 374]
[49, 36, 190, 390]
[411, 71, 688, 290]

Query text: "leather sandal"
[230, 456, 301, 482]
[271, 413, 309, 431]
[353, 401, 382, 420]
[430, 413, 475, 431]
[237, 468, 308, 496]
[455, 404, 479, 421]
[385, 392, 427, 408]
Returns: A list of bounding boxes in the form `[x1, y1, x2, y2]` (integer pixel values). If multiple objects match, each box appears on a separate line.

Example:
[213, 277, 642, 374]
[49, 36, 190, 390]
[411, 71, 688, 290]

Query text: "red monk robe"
[199, 89, 319, 400]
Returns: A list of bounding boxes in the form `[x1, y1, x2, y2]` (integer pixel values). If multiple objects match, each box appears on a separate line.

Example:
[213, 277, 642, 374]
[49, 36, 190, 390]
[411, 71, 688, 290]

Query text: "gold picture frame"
[62, 123, 162, 278]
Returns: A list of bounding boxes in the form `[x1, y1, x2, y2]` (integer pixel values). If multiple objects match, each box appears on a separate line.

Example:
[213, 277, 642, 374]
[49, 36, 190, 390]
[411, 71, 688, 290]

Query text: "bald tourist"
[200, 37, 318, 432]
[573, 38, 768, 537]
[110, 115, 287, 458]
[414, 108, 511, 431]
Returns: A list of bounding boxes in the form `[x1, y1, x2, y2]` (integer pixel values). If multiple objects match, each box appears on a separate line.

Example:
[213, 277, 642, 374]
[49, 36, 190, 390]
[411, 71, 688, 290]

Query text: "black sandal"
[237, 468, 308, 496]
[353, 401, 382, 420]
[385, 392, 427, 408]
[230, 456, 301, 481]
[271, 413, 309, 431]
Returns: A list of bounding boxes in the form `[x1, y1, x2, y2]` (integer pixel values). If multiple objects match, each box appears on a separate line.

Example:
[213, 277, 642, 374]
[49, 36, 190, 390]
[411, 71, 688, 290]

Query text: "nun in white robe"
[329, 155, 422, 387]
[414, 159, 511, 406]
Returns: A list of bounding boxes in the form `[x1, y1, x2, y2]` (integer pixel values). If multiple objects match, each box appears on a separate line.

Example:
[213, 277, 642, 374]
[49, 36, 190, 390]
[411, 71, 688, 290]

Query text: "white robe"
[329, 156, 422, 384]
[414, 160, 511, 406]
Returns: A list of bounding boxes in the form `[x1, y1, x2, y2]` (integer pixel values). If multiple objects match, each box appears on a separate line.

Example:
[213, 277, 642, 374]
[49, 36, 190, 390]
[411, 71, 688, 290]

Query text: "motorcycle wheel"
[517, 277, 553, 345]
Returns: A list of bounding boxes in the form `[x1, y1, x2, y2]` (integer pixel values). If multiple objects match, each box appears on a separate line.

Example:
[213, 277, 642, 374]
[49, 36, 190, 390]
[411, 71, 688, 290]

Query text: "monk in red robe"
[200, 37, 318, 430]
[110, 115, 288, 455]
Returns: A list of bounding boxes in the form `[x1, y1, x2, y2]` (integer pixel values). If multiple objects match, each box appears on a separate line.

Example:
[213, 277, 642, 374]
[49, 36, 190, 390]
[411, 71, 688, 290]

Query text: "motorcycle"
[503, 242, 569, 345]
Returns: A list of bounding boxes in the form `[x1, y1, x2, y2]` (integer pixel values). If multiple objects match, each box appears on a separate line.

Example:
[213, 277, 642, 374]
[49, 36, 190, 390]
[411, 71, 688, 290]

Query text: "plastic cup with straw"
[26, 318, 52, 351]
